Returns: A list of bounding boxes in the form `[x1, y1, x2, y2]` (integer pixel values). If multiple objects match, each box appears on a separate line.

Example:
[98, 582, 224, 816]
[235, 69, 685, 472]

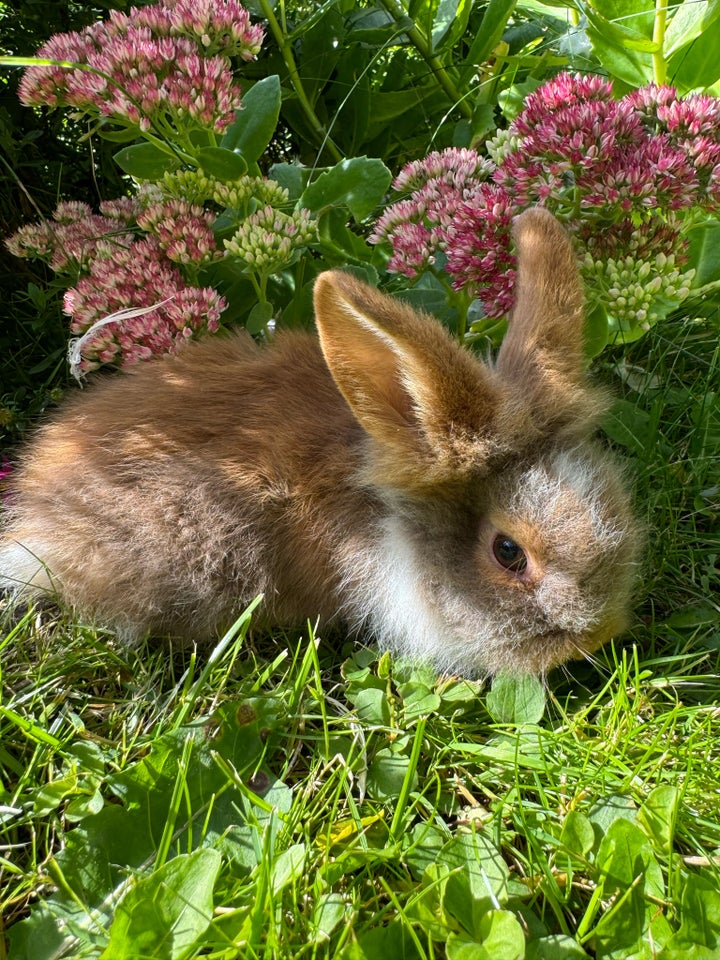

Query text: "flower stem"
[377, 0, 473, 120]
[652, 0, 668, 85]
[256, 0, 343, 163]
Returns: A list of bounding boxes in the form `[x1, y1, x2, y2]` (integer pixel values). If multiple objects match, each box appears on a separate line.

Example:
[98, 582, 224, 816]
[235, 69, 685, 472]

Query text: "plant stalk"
[652, 0, 668, 85]
[377, 0, 473, 120]
[256, 0, 343, 162]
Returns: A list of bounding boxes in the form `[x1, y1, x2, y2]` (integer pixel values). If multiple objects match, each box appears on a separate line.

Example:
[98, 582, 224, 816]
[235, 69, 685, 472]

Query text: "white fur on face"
[336, 444, 639, 678]
[338, 516, 505, 676]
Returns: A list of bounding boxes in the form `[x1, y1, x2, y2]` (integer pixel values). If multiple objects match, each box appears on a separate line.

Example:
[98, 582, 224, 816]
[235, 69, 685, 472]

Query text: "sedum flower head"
[137, 199, 219, 263]
[224, 206, 315, 274]
[161, 0, 264, 58]
[64, 236, 226, 372]
[18, 0, 263, 134]
[5, 201, 134, 272]
[444, 184, 518, 317]
[213, 176, 289, 211]
[370, 148, 493, 279]
[372, 73, 720, 333]
[160, 168, 217, 205]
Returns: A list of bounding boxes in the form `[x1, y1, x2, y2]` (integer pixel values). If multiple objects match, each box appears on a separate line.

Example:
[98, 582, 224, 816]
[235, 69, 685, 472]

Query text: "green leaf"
[584, 302, 610, 358]
[596, 817, 665, 898]
[351, 687, 391, 725]
[113, 142, 180, 180]
[460, 0, 517, 83]
[588, 794, 638, 840]
[668, 26, 720, 93]
[664, 0, 720, 58]
[478, 909, 525, 957]
[403, 823, 448, 880]
[271, 843, 306, 895]
[526, 936, 590, 959]
[317, 208, 376, 264]
[604, 399, 651, 457]
[366, 748, 417, 801]
[486, 672, 546, 724]
[101, 848, 221, 960]
[584, 26, 653, 87]
[402, 685, 442, 721]
[221, 75, 282, 163]
[666, 873, 720, 950]
[5, 900, 100, 960]
[687, 220, 720, 289]
[638, 785, 679, 853]
[579, 0, 656, 86]
[196, 146, 248, 179]
[666, 604, 720, 628]
[246, 301, 275, 334]
[560, 810, 595, 858]
[97, 126, 146, 144]
[310, 893, 349, 944]
[593, 819, 671, 958]
[432, 0, 473, 53]
[440, 830, 509, 928]
[344, 7, 404, 45]
[33, 772, 80, 816]
[341, 920, 421, 959]
[300, 157, 392, 222]
[269, 162, 306, 201]
[445, 911, 524, 959]
[365, 85, 438, 124]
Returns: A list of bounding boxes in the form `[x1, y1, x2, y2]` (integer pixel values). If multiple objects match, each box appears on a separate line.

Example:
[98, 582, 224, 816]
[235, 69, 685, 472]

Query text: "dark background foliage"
[0, 2, 133, 434]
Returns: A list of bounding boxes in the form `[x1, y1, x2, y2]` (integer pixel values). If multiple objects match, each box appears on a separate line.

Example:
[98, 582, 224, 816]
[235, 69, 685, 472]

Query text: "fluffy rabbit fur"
[0, 208, 640, 676]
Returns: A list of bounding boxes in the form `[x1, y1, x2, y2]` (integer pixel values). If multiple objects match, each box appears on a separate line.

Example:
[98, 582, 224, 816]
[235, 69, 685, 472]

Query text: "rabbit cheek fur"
[352, 448, 637, 677]
[0, 208, 641, 675]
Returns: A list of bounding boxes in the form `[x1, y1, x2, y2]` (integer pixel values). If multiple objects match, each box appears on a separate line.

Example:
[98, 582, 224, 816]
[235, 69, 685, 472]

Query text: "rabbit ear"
[314, 271, 502, 489]
[495, 208, 602, 430]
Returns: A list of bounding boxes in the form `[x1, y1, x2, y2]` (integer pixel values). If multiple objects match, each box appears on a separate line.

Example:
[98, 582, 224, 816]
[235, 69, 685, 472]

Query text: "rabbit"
[0, 208, 641, 676]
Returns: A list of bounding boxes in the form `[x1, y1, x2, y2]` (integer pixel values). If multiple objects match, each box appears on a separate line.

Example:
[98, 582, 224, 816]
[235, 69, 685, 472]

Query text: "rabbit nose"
[535, 572, 600, 632]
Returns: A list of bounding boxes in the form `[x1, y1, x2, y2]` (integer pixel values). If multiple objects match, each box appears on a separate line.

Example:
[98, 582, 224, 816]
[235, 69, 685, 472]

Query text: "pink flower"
[100, 196, 145, 223]
[5, 201, 134, 272]
[137, 200, 219, 263]
[511, 72, 614, 139]
[65, 236, 226, 372]
[371, 72, 720, 331]
[444, 184, 518, 318]
[370, 148, 493, 277]
[162, 0, 264, 58]
[18, 0, 263, 134]
[392, 148, 493, 192]
[577, 137, 698, 211]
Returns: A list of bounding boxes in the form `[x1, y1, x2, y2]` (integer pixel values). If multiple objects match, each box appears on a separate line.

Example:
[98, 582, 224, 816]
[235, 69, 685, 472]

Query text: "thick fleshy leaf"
[221, 75, 282, 162]
[113, 142, 180, 180]
[300, 157, 392, 222]
[196, 146, 248, 179]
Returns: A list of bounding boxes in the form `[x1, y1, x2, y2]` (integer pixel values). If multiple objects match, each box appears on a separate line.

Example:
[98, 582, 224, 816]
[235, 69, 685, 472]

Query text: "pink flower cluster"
[370, 149, 493, 278]
[18, 0, 263, 134]
[137, 199, 218, 263]
[373, 73, 720, 328]
[5, 200, 136, 272]
[65, 237, 226, 373]
[5, 193, 227, 371]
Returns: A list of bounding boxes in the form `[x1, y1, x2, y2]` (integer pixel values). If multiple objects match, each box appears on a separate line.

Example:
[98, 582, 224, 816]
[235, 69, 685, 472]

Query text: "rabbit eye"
[492, 534, 528, 574]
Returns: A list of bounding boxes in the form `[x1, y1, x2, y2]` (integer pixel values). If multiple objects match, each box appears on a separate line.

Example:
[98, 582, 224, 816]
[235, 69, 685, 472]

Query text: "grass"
[1, 306, 719, 959]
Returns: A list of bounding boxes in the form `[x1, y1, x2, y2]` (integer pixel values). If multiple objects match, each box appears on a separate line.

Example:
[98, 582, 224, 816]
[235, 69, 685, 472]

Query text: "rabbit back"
[1, 329, 376, 639]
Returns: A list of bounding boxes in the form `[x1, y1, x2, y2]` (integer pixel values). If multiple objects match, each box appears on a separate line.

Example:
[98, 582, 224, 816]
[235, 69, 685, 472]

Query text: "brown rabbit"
[0, 209, 640, 675]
